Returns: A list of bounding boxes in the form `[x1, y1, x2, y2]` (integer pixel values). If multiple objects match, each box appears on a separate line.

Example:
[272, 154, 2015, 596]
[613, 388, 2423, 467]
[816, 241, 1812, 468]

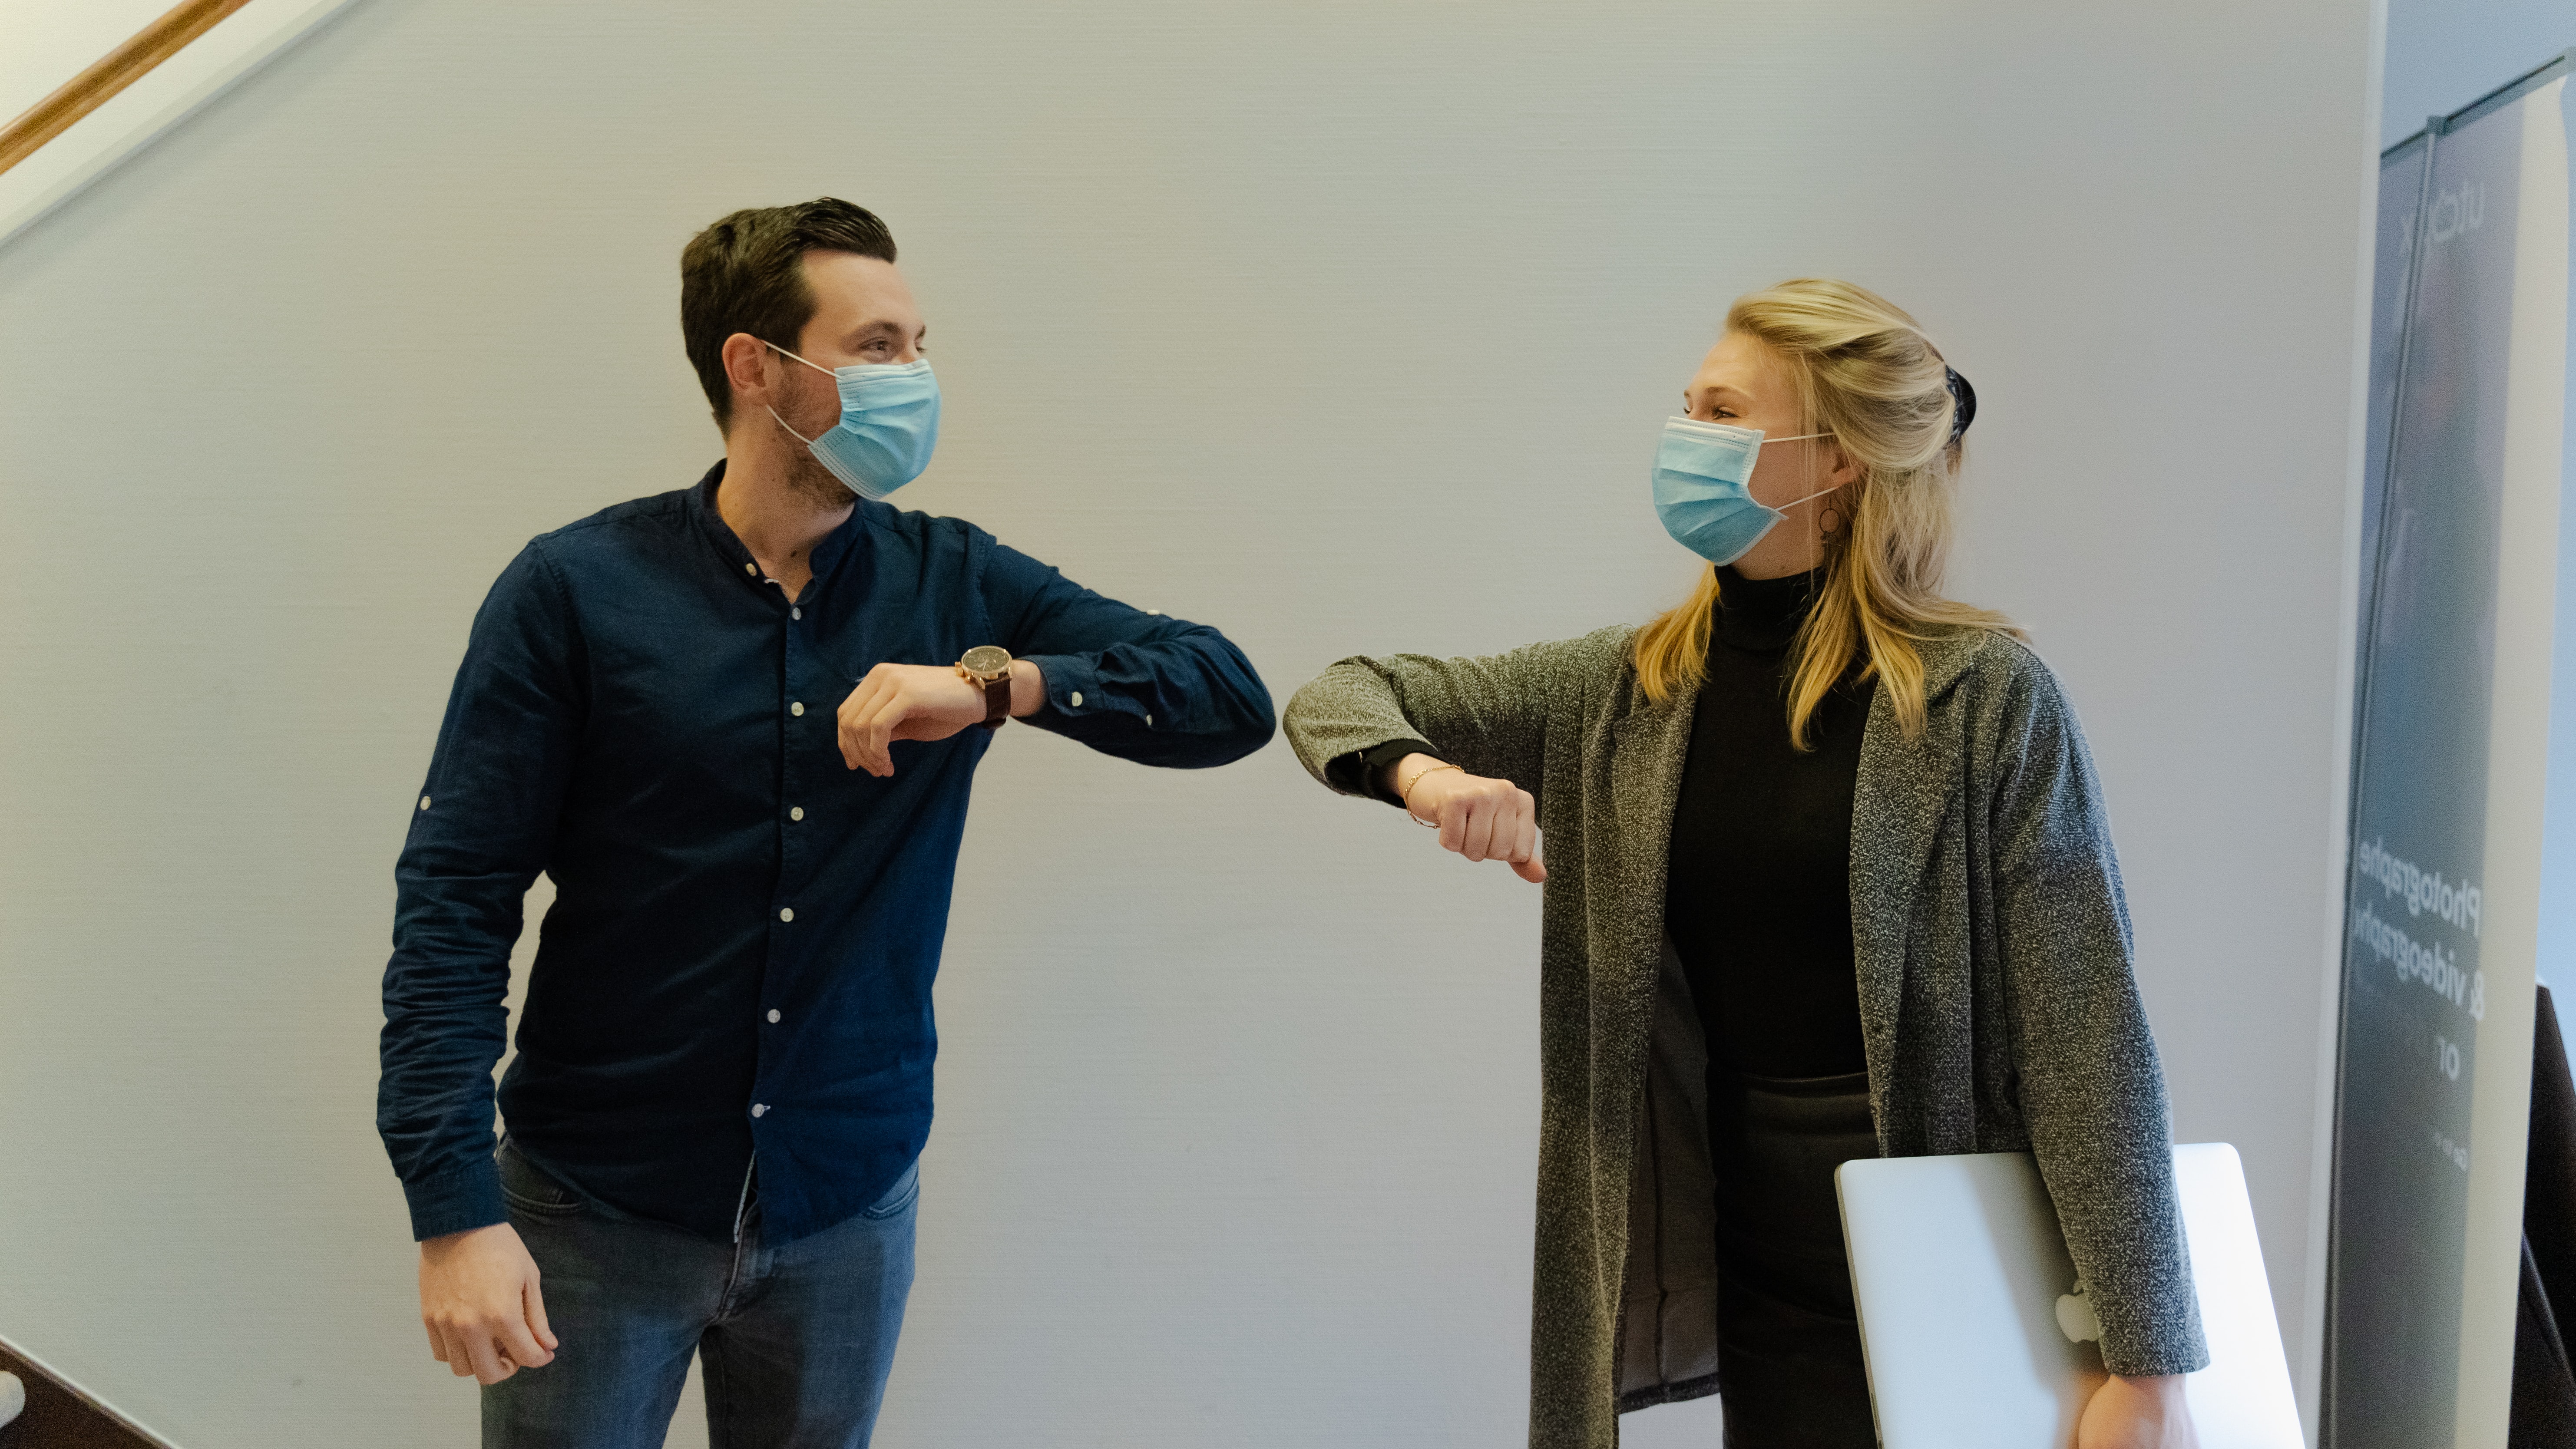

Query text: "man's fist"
[837, 663, 992, 776]
[420, 1222, 556, 1386]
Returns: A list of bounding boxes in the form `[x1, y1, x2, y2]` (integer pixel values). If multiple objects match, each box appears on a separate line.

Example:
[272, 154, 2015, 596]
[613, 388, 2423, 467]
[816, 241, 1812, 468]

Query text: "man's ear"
[721, 333, 776, 416]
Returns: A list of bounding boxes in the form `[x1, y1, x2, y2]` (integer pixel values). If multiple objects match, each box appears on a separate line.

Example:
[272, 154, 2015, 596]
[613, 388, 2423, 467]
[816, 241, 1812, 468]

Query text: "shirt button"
[419, 795, 432, 810]
[1144, 714, 1153, 727]
[779, 907, 794, 922]
[792, 607, 802, 620]
[767, 1009, 781, 1023]
[1069, 691, 1084, 709]
[745, 563, 757, 576]
[790, 806, 804, 821]
[751, 1103, 767, 1117]
[790, 702, 805, 716]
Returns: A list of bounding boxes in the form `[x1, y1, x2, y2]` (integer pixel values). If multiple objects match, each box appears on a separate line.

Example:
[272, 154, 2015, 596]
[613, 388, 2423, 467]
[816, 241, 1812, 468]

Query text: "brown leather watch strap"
[980, 672, 1011, 729]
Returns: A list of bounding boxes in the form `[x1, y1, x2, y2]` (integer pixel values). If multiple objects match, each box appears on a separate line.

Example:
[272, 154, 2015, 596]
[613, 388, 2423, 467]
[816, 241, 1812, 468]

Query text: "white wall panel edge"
[2298, 5, 2391, 1444]
[0, 0, 372, 251]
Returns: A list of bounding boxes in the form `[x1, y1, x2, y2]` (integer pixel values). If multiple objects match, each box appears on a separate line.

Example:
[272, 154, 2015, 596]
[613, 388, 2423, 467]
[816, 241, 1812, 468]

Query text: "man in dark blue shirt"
[380, 198, 1273, 1445]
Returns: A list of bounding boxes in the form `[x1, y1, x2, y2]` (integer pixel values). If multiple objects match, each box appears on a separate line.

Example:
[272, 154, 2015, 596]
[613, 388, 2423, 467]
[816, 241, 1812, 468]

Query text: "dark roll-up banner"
[2328, 58, 2574, 1449]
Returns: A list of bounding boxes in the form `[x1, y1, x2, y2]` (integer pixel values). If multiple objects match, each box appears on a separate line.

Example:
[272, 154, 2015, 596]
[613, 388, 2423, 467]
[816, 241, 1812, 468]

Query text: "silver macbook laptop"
[1835, 1143, 2304, 1448]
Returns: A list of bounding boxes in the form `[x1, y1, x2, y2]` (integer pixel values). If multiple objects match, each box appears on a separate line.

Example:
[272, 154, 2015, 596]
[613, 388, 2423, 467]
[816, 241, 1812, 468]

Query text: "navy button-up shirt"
[379, 462, 1273, 1247]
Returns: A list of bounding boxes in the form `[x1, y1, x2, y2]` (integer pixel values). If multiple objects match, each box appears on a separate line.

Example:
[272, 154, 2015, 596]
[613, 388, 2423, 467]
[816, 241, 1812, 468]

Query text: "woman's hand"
[1388, 754, 1545, 883]
[2077, 1373, 2197, 1449]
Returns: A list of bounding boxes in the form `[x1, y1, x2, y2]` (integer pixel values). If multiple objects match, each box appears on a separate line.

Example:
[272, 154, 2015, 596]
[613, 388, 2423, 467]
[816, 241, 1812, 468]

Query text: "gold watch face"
[959, 645, 1012, 680]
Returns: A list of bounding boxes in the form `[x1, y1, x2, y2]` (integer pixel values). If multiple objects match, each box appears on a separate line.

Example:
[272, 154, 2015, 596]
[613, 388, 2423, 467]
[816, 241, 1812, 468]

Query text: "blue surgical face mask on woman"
[1650, 416, 1839, 566]
[767, 344, 941, 501]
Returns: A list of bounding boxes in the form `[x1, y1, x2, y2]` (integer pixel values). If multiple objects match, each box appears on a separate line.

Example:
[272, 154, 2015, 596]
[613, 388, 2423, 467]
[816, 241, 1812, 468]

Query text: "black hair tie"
[1945, 365, 1977, 446]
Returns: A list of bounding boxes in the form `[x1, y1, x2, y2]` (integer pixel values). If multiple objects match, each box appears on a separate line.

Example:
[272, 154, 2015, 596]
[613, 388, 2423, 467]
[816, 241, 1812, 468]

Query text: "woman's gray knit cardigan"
[1282, 622, 2207, 1448]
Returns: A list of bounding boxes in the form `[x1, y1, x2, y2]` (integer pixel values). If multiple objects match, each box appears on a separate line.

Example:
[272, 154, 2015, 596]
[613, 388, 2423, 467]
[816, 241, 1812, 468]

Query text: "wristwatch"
[956, 645, 1014, 730]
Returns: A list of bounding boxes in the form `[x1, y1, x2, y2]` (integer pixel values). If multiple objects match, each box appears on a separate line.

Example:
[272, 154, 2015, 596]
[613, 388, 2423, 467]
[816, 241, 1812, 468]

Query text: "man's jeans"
[483, 1134, 918, 1449]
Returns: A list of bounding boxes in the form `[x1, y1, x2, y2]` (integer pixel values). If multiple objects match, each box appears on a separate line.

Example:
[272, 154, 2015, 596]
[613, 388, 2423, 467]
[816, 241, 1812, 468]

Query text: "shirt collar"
[687, 460, 753, 575]
[687, 458, 872, 586]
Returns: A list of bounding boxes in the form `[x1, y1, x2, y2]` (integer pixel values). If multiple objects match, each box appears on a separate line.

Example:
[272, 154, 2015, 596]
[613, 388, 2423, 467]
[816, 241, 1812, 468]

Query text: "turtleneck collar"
[1712, 564, 1822, 653]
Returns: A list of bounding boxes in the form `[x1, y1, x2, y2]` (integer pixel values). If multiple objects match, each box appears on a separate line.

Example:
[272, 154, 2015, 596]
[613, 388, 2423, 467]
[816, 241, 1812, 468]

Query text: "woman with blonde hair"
[1283, 279, 2205, 1448]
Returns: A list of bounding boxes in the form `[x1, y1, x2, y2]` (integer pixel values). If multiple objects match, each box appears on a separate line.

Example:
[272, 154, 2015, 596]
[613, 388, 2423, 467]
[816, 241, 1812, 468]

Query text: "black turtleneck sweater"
[1664, 566, 1875, 1080]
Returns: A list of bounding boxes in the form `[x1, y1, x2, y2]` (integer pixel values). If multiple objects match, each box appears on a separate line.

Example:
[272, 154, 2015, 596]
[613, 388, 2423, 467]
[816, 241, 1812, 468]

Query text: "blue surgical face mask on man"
[1650, 416, 1839, 566]
[767, 344, 941, 501]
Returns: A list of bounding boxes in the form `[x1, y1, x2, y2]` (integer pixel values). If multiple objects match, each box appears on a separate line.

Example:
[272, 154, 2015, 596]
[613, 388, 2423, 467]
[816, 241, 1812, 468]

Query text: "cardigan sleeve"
[1282, 629, 1624, 813]
[1984, 647, 2211, 1378]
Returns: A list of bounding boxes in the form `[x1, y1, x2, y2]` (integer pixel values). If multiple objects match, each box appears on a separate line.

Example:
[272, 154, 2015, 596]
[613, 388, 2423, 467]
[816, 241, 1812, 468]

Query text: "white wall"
[0, 3, 2376, 1445]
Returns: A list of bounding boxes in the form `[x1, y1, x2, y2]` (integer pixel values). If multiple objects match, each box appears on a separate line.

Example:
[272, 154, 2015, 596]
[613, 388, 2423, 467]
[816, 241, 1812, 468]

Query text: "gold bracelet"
[1399, 762, 1462, 827]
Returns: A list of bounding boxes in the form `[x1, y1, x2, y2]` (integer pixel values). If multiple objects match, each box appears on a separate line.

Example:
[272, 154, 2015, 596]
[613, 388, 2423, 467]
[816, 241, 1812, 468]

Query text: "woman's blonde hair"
[1633, 277, 2020, 745]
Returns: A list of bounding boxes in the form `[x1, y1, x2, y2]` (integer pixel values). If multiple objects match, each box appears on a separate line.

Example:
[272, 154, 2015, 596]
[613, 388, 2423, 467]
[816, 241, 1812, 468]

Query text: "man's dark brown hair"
[681, 198, 898, 432]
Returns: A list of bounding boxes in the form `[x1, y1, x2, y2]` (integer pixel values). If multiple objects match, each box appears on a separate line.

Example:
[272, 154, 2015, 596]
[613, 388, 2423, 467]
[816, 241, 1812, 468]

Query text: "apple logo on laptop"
[2056, 1277, 2104, 1344]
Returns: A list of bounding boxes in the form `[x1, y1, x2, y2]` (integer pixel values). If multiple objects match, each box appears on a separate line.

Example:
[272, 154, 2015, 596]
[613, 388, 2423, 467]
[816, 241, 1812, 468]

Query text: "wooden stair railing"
[0, 0, 255, 177]
[0, 1334, 178, 1448]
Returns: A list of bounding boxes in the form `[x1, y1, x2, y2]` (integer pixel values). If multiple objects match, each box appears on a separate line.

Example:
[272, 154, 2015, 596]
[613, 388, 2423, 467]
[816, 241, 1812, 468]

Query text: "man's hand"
[2078, 1373, 2198, 1449]
[837, 662, 1011, 776]
[420, 1222, 557, 1386]
[1386, 753, 1545, 884]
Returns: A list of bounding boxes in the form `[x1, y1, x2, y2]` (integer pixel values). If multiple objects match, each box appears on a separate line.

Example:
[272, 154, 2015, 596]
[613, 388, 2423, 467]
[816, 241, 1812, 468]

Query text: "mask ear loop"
[769, 406, 821, 446]
[1774, 480, 1844, 511]
[1761, 434, 1843, 518]
[766, 342, 836, 446]
[768, 342, 838, 376]
[1763, 431, 1841, 572]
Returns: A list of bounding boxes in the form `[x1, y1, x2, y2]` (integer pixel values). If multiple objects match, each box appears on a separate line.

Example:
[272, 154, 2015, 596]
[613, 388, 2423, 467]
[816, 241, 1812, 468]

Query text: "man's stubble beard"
[776, 416, 860, 511]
